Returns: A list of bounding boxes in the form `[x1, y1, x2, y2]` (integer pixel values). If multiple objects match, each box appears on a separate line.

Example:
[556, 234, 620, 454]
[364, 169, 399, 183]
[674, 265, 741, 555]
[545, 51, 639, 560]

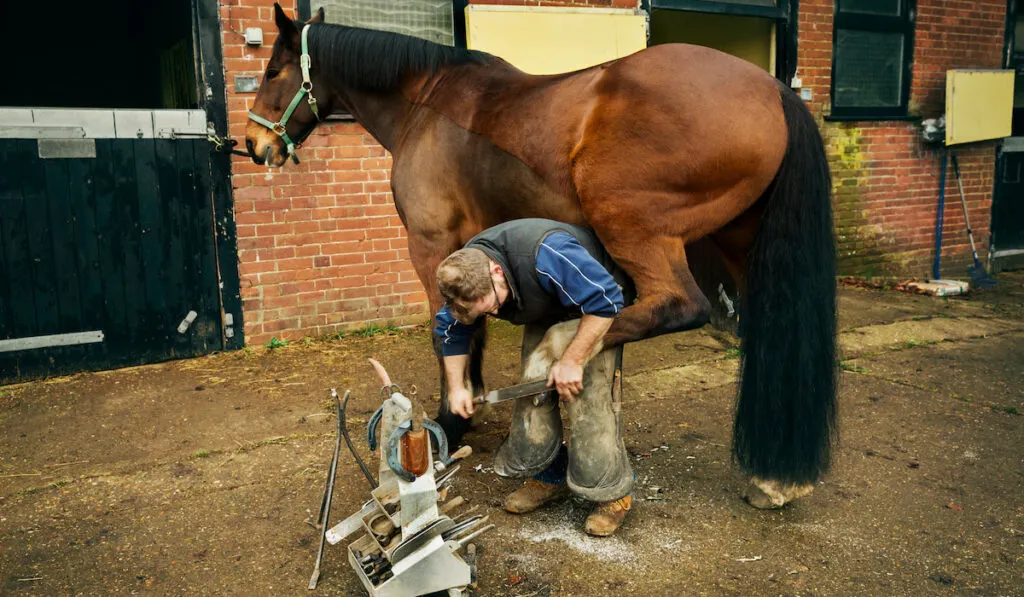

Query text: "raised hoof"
[584, 494, 632, 537]
[503, 479, 570, 514]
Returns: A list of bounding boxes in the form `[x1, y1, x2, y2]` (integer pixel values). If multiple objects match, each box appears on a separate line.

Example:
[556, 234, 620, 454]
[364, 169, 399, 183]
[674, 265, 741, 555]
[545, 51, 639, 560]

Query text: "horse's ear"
[273, 3, 299, 40]
[307, 7, 325, 25]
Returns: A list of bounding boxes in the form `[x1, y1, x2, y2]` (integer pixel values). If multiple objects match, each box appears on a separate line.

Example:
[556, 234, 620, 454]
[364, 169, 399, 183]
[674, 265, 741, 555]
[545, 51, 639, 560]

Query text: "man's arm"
[547, 314, 614, 399]
[443, 353, 475, 418]
[536, 232, 624, 400]
[433, 306, 482, 418]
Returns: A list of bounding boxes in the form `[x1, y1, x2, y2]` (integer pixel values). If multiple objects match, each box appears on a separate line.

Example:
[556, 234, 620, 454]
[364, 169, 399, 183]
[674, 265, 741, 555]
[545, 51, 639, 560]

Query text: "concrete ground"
[2, 273, 1023, 596]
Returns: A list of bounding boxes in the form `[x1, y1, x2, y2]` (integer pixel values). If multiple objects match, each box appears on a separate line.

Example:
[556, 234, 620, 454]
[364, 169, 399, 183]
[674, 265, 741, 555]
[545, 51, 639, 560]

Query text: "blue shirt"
[434, 231, 623, 356]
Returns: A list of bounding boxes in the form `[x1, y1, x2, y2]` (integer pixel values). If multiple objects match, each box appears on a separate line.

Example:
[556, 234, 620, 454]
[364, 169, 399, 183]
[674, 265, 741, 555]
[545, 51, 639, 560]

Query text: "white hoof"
[521, 320, 602, 381]
[743, 477, 815, 509]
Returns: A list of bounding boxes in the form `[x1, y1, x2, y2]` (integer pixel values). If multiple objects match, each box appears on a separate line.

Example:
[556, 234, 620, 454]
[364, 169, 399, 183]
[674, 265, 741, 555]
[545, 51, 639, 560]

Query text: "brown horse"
[246, 5, 837, 507]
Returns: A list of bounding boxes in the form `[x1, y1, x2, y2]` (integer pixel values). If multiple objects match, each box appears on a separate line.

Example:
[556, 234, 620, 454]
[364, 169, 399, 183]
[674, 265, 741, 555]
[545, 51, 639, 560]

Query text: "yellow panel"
[945, 69, 1015, 146]
[465, 5, 647, 75]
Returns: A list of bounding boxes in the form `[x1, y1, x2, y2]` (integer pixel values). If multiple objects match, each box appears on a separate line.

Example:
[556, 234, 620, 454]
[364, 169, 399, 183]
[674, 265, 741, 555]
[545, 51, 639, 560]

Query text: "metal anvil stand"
[325, 387, 491, 597]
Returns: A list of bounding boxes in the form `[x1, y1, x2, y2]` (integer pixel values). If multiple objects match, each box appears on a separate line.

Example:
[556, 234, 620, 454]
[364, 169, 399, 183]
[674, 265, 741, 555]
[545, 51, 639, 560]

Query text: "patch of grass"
[48, 479, 72, 489]
[841, 362, 869, 374]
[192, 449, 211, 459]
[351, 322, 401, 337]
[241, 346, 254, 356]
[264, 337, 289, 350]
[723, 347, 743, 359]
[1004, 407, 1020, 416]
[317, 331, 345, 342]
[315, 322, 402, 342]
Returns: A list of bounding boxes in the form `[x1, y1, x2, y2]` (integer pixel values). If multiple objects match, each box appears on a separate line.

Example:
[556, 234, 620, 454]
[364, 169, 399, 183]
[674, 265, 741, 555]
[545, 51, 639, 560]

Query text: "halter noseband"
[248, 24, 320, 163]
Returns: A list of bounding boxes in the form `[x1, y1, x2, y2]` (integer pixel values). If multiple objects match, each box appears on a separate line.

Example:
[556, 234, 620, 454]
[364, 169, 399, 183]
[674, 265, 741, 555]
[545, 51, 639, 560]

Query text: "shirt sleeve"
[433, 305, 482, 357]
[535, 232, 624, 318]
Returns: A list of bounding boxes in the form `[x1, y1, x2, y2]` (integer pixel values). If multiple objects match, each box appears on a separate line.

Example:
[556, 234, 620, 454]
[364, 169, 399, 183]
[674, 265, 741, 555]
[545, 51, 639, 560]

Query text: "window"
[0, 0, 198, 109]
[829, 0, 916, 120]
[649, 0, 783, 19]
[297, 0, 465, 120]
[308, 0, 456, 46]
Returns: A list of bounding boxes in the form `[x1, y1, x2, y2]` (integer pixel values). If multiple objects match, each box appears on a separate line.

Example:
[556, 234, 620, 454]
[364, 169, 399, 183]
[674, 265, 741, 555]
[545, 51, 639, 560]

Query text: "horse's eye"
[266, 68, 280, 81]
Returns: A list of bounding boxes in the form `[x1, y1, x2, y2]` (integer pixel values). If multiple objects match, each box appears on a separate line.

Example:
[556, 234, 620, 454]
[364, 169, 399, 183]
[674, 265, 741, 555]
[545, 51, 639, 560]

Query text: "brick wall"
[223, 0, 427, 346]
[799, 0, 1006, 278]
[221, 0, 1006, 345]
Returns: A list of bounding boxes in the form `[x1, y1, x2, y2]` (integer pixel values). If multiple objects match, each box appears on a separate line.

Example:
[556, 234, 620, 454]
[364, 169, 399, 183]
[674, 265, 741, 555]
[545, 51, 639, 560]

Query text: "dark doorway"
[0, 2, 198, 109]
[991, 0, 1024, 272]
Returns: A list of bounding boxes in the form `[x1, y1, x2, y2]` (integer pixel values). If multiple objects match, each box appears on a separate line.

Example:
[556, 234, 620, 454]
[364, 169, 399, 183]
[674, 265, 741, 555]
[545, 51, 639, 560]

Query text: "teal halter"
[248, 24, 321, 163]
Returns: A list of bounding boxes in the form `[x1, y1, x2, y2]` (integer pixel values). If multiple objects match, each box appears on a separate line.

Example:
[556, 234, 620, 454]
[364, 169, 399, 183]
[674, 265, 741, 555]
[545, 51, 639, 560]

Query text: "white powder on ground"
[515, 520, 639, 564]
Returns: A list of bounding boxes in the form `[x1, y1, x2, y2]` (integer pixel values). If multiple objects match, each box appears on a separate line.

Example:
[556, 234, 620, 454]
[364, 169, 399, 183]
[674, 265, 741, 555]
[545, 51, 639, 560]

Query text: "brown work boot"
[503, 479, 570, 514]
[584, 494, 632, 537]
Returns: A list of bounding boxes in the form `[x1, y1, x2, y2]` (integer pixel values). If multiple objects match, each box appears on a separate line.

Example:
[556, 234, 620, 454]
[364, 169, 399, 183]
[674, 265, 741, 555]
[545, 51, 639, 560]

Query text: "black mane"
[306, 23, 493, 92]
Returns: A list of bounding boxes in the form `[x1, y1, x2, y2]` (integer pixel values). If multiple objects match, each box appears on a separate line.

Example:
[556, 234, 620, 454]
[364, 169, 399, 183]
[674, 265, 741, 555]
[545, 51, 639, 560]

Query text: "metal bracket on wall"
[38, 139, 97, 159]
[0, 125, 86, 139]
[177, 311, 199, 334]
[0, 331, 105, 353]
[224, 313, 235, 339]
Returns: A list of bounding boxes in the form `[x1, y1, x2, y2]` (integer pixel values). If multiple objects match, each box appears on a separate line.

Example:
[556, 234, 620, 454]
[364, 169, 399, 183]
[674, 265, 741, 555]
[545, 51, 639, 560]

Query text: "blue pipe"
[932, 150, 948, 280]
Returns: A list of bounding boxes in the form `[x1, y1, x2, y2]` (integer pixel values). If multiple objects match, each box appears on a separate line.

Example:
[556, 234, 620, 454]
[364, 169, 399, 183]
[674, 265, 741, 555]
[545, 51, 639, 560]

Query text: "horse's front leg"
[406, 232, 483, 446]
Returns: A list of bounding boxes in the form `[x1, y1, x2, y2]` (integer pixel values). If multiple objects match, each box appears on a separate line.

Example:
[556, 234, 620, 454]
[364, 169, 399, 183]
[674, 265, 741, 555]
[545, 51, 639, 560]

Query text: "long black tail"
[732, 84, 837, 486]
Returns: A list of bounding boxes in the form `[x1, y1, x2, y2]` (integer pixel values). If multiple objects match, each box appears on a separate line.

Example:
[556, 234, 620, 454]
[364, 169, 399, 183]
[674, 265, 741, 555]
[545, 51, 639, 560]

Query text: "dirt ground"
[2, 274, 1023, 597]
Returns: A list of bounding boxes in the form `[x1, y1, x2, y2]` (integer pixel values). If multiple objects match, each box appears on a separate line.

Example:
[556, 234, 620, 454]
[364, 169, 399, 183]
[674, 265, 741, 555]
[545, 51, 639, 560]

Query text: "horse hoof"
[742, 478, 815, 510]
[742, 482, 784, 510]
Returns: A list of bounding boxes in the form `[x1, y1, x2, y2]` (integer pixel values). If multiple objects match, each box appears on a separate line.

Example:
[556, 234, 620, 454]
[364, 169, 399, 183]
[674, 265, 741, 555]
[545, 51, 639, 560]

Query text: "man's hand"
[448, 385, 475, 419]
[547, 359, 584, 402]
[443, 354, 475, 418]
[545, 314, 614, 402]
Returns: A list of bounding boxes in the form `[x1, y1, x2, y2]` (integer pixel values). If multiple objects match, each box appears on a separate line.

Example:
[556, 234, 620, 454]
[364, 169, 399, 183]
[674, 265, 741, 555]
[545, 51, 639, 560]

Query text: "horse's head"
[245, 3, 327, 167]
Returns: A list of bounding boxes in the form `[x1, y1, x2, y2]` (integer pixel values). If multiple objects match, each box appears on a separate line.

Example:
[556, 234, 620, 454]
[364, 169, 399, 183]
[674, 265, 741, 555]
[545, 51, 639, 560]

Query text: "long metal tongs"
[308, 389, 347, 590]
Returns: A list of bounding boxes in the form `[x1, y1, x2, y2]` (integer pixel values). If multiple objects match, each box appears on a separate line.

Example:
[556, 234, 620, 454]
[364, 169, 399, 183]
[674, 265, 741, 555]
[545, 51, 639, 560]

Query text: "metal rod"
[443, 515, 489, 542]
[454, 524, 495, 550]
[435, 464, 461, 487]
[452, 505, 480, 523]
[339, 388, 377, 490]
[308, 389, 347, 590]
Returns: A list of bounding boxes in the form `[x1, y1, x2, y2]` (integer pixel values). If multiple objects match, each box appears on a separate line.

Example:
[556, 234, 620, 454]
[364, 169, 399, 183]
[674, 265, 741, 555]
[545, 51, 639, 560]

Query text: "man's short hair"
[437, 248, 491, 322]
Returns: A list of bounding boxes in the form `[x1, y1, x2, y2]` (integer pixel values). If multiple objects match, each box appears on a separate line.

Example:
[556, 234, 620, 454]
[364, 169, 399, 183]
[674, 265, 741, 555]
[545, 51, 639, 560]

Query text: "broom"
[950, 152, 997, 289]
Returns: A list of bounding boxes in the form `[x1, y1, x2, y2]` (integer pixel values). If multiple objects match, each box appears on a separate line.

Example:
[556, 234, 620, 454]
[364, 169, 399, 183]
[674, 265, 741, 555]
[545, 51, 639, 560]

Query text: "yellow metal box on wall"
[945, 69, 1015, 145]
[465, 5, 647, 75]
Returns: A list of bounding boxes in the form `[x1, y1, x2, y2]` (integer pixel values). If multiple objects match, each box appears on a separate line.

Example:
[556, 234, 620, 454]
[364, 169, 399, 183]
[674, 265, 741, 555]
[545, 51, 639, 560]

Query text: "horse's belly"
[393, 113, 586, 241]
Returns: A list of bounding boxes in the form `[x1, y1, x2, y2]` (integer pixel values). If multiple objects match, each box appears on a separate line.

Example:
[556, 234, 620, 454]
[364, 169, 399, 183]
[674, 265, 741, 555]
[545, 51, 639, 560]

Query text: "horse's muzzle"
[246, 139, 265, 165]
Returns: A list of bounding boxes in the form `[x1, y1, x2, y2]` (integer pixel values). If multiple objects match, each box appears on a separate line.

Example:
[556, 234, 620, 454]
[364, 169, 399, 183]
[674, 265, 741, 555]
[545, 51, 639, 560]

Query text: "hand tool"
[472, 379, 557, 406]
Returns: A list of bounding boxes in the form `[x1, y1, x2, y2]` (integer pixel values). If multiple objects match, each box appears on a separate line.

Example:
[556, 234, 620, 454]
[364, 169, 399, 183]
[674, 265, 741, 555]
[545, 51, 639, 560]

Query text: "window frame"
[297, 0, 467, 122]
[827, 0, 916, 121]
[650, 0, 786, 20]
[298, 0, 467, 47]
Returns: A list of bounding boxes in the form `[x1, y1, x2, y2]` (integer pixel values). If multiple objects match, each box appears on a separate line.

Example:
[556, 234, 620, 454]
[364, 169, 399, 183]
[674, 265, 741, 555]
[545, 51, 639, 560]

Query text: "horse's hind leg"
[579, 172, 771, 347]
[600, 231, 713, 348]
